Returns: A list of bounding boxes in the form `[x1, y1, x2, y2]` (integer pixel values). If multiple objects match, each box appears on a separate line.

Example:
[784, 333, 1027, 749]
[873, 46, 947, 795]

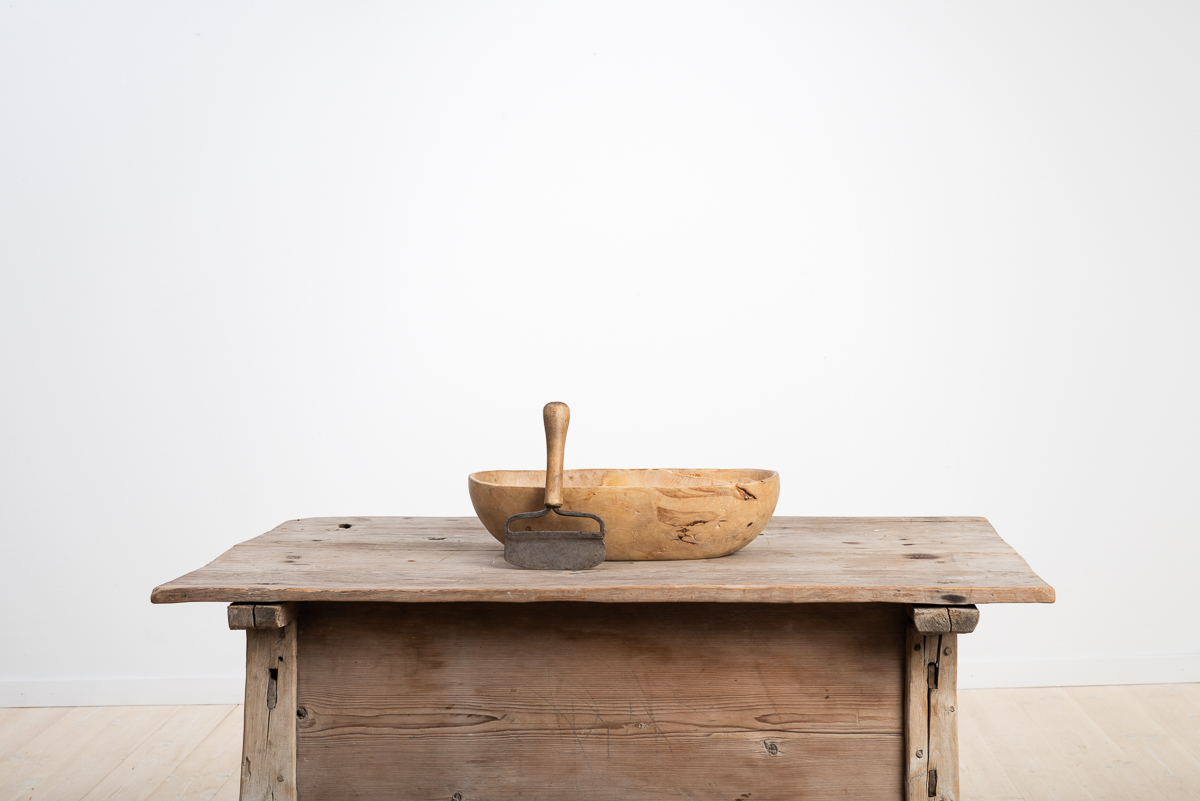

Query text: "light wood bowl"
[468, 469, 780, 561]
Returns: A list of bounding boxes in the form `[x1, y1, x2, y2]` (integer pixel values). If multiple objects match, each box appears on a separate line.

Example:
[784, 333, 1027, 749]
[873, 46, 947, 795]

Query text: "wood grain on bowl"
[469, 468, 779, 560]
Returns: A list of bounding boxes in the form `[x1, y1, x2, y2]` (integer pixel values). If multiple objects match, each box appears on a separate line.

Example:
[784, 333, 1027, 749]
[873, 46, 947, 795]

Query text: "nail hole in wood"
[339, 523, 352, 529]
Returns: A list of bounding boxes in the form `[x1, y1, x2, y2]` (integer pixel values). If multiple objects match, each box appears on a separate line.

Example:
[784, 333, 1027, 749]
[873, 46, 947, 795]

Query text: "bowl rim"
[468, 468, 778, 490]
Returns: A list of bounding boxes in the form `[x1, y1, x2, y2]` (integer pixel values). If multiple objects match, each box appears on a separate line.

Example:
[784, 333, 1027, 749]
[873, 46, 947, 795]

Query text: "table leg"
[229, 604, 298, 801]
[905, 623, 960, 801]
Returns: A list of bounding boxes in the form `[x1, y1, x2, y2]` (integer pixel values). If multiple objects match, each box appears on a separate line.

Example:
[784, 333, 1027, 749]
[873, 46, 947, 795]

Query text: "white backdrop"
[2, 2, 1197, 706]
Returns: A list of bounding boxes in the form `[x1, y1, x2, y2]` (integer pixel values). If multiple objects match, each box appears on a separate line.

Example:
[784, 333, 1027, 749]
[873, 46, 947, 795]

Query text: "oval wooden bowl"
[468, 469, 779, 561]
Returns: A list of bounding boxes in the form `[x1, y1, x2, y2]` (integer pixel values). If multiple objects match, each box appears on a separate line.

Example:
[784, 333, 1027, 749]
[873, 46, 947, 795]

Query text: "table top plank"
[151, 516, 1054, 605]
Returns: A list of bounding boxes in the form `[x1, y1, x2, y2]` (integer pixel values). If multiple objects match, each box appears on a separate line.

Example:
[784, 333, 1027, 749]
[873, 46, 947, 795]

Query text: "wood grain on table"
[295, 601, 906, 800]
[152, 516, 1054, 605]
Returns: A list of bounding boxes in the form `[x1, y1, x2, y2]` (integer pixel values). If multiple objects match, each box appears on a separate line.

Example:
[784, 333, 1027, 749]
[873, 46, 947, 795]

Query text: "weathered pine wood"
[295, 602, 906, 800]
[907, 604, 979, 634]
[227, 603, 297, 630]
[905, 626, 960, 801]
[240, 620, 297, 801]
[904, 624, 930, 801]
[151, 516, 1055, 605]
[227, 605, 256, 631]
[947, 606, 978, 633]
[928, 633, 959, 801]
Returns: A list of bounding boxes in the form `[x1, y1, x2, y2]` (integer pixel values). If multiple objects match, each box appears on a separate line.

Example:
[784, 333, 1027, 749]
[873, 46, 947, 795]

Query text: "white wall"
[2, 2, 1197, 706]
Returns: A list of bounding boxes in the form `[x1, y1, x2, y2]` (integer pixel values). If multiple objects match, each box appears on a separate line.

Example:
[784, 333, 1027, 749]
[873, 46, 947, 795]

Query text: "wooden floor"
[0, 684, 1196, 800]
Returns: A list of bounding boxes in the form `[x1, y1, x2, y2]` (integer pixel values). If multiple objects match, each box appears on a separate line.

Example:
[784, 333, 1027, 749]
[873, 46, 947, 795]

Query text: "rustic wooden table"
[152, 516, 1053, 801]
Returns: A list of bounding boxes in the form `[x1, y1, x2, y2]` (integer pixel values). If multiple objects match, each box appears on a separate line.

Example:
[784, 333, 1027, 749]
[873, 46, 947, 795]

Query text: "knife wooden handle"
[543, 402, 569, 507]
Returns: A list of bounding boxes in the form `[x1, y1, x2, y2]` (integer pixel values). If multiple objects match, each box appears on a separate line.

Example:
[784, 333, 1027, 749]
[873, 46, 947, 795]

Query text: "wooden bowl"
[468, 469, 779, 561]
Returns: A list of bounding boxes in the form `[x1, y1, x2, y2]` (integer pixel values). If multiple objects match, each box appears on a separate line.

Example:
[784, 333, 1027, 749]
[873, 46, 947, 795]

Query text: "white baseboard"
[0, 677, 244, 708]
[960, 654, 1200, 689]
[2, 656, 1197, 707]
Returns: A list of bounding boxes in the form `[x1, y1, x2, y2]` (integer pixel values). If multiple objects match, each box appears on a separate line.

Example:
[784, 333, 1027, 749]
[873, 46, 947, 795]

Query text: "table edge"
[151, 584, 1055, 605]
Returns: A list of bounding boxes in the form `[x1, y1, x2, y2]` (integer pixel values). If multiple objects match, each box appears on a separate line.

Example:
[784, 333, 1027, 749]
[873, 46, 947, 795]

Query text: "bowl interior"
[470, 468, 777, 489]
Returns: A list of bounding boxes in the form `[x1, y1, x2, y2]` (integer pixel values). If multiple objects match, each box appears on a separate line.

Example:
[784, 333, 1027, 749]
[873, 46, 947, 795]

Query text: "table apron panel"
[293, 601, 907, 801]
